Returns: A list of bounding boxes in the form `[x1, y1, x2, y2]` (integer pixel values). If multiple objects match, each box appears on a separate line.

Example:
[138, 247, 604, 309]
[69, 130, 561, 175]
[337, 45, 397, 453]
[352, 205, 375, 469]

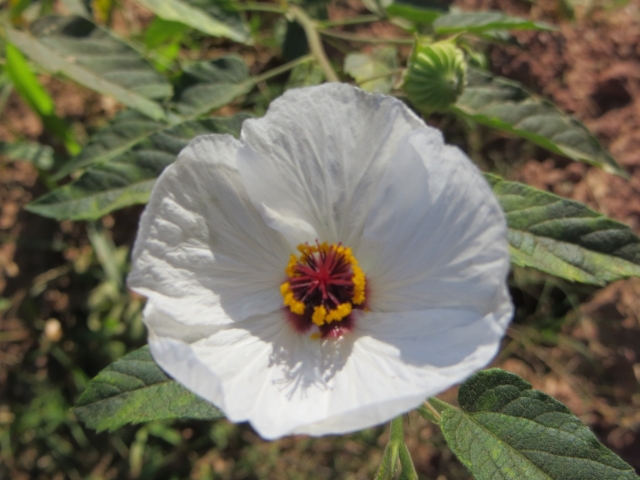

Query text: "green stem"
[87, 222, 124, 289]
[389, 415, 405, 444]
[316, 14, 381, 29]
[418, 400, 442, 425]
[289, 6, 339, 82]
[374, 416, 418, 480]
[236, 2, 287, 13]
[320, 29, 414, 44]
[147, 55, 314, 128]
[374, 435, 399, 480]
[353, 67, 405, 87]
[251, 54, 314, 84]
[398, 442, 418, 480]
[165, 55, 310, 125]
[427, 397, 453, 412]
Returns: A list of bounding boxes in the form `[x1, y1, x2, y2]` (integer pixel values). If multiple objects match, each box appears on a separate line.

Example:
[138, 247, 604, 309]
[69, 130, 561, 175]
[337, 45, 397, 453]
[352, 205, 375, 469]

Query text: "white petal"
[237, 83, 426, 248]
[147, 308, 356, 438]
[148, 303, 509, 439]
[358, 130, 511, 318]
[292, 306, 510, 435]
[128, 134, 291, 326]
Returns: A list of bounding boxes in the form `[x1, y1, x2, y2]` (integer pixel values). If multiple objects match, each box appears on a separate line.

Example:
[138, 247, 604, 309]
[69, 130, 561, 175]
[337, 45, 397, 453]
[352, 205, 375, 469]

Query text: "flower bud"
[402, 39, 466, 113]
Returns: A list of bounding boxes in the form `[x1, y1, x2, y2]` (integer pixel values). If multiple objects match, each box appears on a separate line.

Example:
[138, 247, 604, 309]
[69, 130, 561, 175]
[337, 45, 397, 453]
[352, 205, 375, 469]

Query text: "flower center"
[280, 242, 366, 338]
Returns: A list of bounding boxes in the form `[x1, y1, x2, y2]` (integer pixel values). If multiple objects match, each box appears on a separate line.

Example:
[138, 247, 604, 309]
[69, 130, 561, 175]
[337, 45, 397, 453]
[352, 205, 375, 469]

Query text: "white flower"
[128, 83, 513, 440]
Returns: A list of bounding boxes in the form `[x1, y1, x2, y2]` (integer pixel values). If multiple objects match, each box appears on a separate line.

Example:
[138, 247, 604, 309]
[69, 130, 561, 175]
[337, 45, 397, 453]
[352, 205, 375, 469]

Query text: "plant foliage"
[439, 369, 639, 480]
[75, 347, 223, 432]
[488, 174, 640, 285]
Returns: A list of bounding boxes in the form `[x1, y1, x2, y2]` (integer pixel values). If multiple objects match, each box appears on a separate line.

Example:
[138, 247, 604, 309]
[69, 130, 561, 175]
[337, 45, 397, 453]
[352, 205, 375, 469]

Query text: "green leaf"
[87, 222, 124, 287]
[173, 55, 251, 116]
[282, 20, 309, 62]
[285, 60, 324, 89]
[488, 174, 640, 285]
[132, 0, 249, 43]
[54, 55, 251, 179]
[433, 11, 555, 34]
[295, 0, 330, 19]
[27, 114, 249, 220]
[452, 68, 625, 177]
[344, 47, 397, 94]
[0, 141, 55, 170]
[5, 43, 80, 154]
[440, 369, 638, 480]
[54, 109, 167, 179]
[381, 0, 448, 24]
[143, 18, 189, 71]
[143, 18, 189, 48]
[74, 346, 223, 432]
[6, 16, 171, 121]
[5, 43, 54, 116]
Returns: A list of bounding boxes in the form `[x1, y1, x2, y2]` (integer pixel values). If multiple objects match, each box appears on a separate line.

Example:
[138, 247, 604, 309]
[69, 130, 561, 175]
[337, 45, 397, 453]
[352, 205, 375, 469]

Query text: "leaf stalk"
[288, 5, 339, 82]
[316, 14, 381, 29]
[320, 29, 414, 44]
[418, 399, 443, 424]
[250, 54, 314, 85]
[374, 416, 418, 480]
[236, 2, 287, 14]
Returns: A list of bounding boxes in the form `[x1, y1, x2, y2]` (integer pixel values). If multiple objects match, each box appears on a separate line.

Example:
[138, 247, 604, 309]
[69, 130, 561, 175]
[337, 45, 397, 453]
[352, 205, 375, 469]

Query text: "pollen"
[280, 282, 305, 315]
[352, 266, 366, 305]
[280, 241, 367, 338]
[326, 303, 352, 323]
[312, 305, 327, 326]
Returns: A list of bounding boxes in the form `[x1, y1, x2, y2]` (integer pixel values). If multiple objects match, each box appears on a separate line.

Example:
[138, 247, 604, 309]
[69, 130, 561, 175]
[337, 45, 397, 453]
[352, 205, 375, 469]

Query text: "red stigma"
[281, 242, 366, 339]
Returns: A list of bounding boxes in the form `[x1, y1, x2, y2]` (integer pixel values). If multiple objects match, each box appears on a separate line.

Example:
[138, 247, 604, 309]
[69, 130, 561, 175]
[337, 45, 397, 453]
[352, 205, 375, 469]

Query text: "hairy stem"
[236, 2, 287, 13]
[251, 54, 314, 84]
[389, 415, 405, 445]
[418, 399, 442, 425]
[289, 5, 340, 82]
[398, 441, 418, 480]
[320, 29, 414, 44]
[316, 14, 381, 29]
[374, 416, 418, 480]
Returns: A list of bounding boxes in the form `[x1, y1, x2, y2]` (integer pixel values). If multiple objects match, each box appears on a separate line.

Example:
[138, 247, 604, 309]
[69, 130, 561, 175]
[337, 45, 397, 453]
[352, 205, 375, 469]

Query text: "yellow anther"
[352, 265, 366, 305]
[325, 303, 352, 323]
[288, 296, 305, 315]
[281, 282, 305, 315]
[285, 254, 298, 277]
[282, 242, 367, 323]
[296, 243, 315, 260]
[312, 305, 327, 326]
[341, 247, 358, 267]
